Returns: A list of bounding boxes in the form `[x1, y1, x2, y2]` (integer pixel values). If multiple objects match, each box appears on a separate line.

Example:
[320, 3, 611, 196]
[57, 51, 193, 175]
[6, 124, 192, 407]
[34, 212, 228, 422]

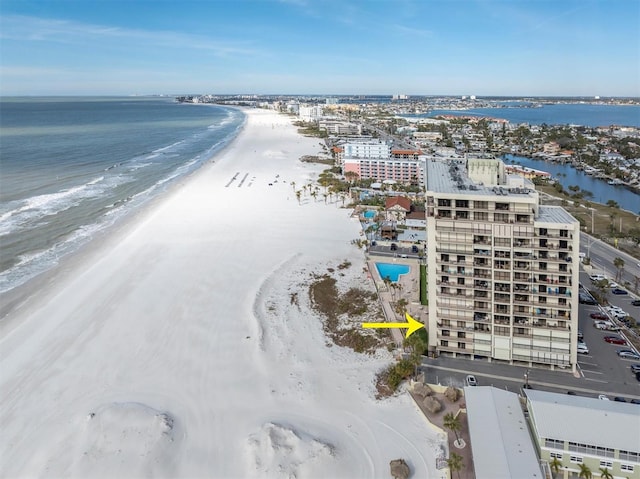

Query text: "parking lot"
[368, 241, 422, 259]
[575, 271, 640, 394]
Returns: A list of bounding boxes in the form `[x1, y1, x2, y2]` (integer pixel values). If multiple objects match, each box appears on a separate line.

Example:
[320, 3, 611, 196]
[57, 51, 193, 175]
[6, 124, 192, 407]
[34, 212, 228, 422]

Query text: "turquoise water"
[376, 263, 410, 282]
[364, 210, 376, 218]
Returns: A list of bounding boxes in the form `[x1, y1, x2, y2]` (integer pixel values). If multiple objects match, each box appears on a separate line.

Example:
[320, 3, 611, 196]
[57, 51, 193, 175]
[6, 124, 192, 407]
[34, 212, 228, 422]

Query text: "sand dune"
[0, 108, 443, 478]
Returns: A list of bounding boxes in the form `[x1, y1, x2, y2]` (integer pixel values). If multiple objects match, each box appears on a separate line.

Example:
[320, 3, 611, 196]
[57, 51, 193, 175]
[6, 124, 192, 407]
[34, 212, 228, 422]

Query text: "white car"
[577, 344, 590, 354]
[590, 274, 606, 282]
[611, 310, 627, 320]
[465, 375, 478, 386]
[598, 394, 610, 401]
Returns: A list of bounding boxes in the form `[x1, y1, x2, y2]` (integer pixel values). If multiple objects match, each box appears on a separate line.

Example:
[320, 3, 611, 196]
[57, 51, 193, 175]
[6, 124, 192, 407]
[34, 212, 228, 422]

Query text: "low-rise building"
[525, 390, 640, 479]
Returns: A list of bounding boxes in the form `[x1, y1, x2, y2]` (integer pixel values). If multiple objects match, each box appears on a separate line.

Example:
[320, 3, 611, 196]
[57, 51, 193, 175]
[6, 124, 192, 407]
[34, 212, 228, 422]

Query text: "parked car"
[612, 311, 628, 320]
[630, 364, 640, 374]
[577, 330, 584, 341]
[411, 245, 419, 253]
[631, 299, 640, 306]
[604, 336, 627, 345]
[617, 350, 640, 360]
[590, 312, 608, 320]
[579, 294, 597, 305]
[631, 398, 640, 404]
[590, 274, 606, 282]
[577, 344, 589, 354]
[465, 375, 478, 387]
[636, 372, 640, 382]
[598, 394, 610, 400]
[614, 397, 627, 402]
[594, 320, 614, 330]
[612, 288, 628, 295]
[390, 243, 398, 251]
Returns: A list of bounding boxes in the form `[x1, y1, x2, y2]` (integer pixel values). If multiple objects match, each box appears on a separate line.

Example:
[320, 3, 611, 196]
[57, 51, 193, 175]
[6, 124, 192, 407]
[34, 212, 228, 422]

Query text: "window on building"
[570, 456, 583, 464]
[619, 450, 640, 462]
[599, 460, 612, 468]
[545, 438, 564, 450]
[621, 464, 634, 472]
[550, 452, 563, 459]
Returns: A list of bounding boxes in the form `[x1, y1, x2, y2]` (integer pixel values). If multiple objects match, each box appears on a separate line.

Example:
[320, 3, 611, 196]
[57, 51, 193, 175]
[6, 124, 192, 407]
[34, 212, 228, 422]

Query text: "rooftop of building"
[465, 387, 543, 479]
[537, 205, 579, 225]
[525, 389, 640, 453]
[426, 158, 537, 198]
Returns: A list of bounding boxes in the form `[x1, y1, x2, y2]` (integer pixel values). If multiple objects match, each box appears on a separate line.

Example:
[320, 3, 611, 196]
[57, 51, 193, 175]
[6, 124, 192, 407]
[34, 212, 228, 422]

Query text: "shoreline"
[0, 107, 441, 478]
[0, 107, 248, 323]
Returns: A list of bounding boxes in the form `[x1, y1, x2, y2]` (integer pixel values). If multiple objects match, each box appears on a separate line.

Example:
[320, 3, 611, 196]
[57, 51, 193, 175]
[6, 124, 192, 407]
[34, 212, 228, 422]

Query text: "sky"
[1, 0, 639, 97]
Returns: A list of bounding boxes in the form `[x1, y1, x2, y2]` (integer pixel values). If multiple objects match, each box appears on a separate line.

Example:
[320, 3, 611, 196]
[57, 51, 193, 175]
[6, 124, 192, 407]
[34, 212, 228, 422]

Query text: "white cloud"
[0, 14, 261, 57]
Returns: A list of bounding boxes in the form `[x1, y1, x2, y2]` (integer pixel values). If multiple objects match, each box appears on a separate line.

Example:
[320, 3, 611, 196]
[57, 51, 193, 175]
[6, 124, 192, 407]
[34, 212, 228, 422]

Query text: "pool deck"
[367, 256, 426, 346]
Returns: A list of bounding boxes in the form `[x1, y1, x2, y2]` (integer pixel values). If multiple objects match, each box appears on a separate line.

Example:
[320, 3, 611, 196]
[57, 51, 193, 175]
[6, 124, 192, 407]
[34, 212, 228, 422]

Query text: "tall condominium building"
[425, 158, 580, 371]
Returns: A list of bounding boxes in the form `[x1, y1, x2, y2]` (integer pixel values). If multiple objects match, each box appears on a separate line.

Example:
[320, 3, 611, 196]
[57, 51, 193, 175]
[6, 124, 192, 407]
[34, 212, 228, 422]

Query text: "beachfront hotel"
[425, 157, 580, 371]
[338, 139, 426, 184]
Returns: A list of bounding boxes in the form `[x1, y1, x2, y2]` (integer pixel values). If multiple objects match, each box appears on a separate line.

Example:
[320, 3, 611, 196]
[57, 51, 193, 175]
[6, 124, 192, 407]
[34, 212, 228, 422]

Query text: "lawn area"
[537, 184, 640, 259]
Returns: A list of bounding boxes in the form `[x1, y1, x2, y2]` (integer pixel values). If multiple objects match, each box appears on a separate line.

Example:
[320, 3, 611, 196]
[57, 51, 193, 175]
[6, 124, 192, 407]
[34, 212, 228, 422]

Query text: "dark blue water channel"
[503, 154, 639, 214]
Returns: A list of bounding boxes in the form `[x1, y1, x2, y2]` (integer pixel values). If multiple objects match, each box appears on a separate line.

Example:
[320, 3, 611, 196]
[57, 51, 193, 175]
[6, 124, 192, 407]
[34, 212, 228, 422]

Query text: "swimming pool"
[363, 210, 376, 219]
[375, 263, 410, 282]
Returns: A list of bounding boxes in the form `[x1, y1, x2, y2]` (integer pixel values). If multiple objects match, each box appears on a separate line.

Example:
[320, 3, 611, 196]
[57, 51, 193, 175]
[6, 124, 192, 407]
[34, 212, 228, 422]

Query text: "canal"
[503, 154, 639, 214]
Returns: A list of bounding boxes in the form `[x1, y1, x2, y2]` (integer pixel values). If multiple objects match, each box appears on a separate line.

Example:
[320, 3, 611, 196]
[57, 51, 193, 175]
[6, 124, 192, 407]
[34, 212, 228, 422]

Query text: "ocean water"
[407, 103, 640, 127]
[0, 97, 245, 294]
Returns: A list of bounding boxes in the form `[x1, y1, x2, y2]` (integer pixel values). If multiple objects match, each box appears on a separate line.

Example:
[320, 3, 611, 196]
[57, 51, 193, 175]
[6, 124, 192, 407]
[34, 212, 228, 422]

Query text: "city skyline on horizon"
[1, 0, 639, 97]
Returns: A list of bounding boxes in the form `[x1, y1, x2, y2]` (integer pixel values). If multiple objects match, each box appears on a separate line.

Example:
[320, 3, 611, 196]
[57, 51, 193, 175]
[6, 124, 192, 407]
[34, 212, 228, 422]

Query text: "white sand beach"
[0, 108, 443, 478]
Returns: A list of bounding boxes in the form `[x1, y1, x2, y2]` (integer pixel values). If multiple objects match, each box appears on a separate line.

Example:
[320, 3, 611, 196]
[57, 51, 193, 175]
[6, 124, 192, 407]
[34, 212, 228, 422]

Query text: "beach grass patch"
[308, 269, 389, 355]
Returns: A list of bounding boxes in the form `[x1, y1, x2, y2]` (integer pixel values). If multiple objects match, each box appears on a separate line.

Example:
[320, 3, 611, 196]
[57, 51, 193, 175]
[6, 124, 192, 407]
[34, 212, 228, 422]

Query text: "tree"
[592, 279, 610, 304]
[443, 412, 462, 445]
[344, 170, 359, 184]
[447, 452, 464, 479]
[295, 190, 301, 204]
[549, 457, 562, 478]
[578, 463, 592, 479]
[599, 467, 613, 479]
[613, 257, 625, 282]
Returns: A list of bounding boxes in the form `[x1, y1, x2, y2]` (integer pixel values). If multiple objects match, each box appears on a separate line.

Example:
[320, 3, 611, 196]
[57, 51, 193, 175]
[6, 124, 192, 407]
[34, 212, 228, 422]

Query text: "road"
[581, 232, 640, 287]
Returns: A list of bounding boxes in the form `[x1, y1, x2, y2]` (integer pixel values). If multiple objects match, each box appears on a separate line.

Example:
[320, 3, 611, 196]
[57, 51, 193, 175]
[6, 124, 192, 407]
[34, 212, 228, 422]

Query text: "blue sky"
[1, 0, 638, 96]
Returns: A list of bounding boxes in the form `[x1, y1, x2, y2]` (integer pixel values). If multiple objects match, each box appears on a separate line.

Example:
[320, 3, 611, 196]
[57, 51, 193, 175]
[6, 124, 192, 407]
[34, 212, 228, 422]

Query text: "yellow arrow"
[362, 312, 425, 339]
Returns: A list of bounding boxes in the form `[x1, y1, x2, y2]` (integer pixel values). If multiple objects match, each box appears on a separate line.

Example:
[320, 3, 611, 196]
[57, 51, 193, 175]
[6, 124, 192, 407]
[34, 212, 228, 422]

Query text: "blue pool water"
[375, 263, 410, 282]
[364, 210, 376, 218]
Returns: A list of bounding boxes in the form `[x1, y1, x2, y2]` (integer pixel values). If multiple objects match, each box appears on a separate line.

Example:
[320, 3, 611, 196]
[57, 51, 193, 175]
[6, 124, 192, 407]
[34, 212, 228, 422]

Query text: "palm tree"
[613, 257, 625, 282]
[549, 457, 562, 478]
[599, 467, 613, 479]
[578, 463, 592, 479]
[295, 190, 301, 205]
[447, 452, 463, 479]
[443, 412, 462, 445]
